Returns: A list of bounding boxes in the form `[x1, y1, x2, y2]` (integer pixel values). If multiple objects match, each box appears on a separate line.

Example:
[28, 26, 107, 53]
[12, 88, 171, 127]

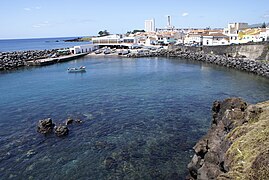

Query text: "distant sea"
[0, 37, 90, 52]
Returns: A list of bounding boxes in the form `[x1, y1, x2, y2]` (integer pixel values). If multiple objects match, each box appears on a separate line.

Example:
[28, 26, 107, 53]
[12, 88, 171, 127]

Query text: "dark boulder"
[65, 118, 74, 125]
[54, 125, 69, 137]
[37, 118, 55, 134]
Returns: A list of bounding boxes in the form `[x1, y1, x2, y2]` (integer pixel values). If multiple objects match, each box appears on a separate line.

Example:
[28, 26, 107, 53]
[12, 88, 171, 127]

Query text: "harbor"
[26, 52, 89, 66]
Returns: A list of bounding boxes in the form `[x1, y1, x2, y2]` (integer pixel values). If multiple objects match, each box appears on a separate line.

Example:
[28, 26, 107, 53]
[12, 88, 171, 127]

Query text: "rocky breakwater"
[128, 48, 269, 78]
[187, 97, 269, 179]
[0, 49, 58, 70]
[167, 48, 269, 78]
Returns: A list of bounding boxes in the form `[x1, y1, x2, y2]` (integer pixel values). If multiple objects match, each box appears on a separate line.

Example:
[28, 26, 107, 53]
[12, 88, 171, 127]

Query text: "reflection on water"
[0, 57, 269, 179]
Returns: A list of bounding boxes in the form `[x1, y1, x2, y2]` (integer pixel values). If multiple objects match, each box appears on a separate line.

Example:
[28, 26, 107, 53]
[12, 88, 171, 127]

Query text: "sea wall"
[173, 42, 269, 61]
[128, 48, 269, 78]
[166, 49, 269, 78]
[0, 49, 58, 70]
[187, 98, 269, 179]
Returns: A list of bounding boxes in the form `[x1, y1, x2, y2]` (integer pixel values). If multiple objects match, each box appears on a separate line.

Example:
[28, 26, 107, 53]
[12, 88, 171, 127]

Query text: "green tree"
[98, 30, 110, 37]
[261, 22, 266, 28]
[132, 29, 145, 34]
[126, 31, 132, 36]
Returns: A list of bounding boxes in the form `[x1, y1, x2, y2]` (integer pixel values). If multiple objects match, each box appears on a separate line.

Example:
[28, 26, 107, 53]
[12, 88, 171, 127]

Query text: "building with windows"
[69, 44, 98, 54]
[223, 23, 248, 44]
[203, 33, 229, 46]
[238, 28, 268, 43]
[91, 35, 139, 48]
[184, 33, 204, 45]
[145, 19, 155, 32]
[166, 15, 174, 29]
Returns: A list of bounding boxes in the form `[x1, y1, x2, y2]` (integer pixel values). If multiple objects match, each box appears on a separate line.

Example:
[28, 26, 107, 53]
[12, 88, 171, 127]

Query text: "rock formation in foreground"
[187, 97, 269, 179]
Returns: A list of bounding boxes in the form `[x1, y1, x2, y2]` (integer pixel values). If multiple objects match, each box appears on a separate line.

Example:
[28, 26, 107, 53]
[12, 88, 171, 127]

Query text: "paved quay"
[26, 53, 89, 66]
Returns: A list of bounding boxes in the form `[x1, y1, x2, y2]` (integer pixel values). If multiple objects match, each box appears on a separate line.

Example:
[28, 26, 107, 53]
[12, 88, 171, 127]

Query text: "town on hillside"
[67, 16, 269, 56]
[91, 16, 269, 47]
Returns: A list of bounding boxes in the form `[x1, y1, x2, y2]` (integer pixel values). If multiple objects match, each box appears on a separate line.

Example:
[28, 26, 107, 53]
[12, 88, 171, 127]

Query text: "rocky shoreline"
[187, 98, 269, 179]
[1, 47, 269, 79]
[0, 49, 58, 70]
[128, 48, 269, 78]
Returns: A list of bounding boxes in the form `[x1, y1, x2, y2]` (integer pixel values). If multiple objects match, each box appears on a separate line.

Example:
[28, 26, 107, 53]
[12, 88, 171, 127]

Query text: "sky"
[0, 0, 269, 39]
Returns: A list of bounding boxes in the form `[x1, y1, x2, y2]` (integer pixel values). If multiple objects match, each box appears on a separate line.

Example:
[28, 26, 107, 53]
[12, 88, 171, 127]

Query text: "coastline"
[2, 45, 269, 79]
[187, 97, 269, 179]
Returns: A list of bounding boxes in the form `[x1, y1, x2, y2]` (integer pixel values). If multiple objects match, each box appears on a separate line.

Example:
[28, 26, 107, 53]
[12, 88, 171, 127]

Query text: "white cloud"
[24, 6, 41, 11]
[32, 21, 50, 28]
[182, 12, 189, 17]
[24, 8, 31, 11]
[263, 14, 269, 18]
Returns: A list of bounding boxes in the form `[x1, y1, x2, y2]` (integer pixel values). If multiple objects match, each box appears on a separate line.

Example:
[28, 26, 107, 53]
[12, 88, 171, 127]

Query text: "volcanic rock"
[37, 118, 55, 134]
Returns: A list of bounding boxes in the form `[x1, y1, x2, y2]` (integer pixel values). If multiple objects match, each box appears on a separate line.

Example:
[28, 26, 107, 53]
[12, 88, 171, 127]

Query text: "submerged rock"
[37, 118, 55, 134]
[104, 157, 117, 170]
[75, 119, 83, 123]
[65, 117, 83, 125]
[65, 118, 74, 125]
[54, 125, 69, 137]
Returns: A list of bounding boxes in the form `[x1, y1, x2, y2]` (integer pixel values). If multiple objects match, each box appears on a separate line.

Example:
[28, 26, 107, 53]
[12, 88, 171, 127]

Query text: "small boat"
[118, 50, 130, 55]
[94, 49, 102, 54]
[67, 66, 86, 73]
[103, 49, 111, 54]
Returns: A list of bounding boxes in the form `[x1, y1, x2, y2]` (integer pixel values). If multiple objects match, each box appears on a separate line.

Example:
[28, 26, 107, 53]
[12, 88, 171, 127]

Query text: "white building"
[145, 37, 157, 46]
[224, 23, 249, 34]
[92, 35, 138, 44]
[203, 33, 229, 46]
[69, 44, 98, 54]
[184, 34, 204, 45]
[223, 22, 248, 44]
[145, 19, 155, 32]
[92, 34, 122, 44]
[260, 27, 269, 41]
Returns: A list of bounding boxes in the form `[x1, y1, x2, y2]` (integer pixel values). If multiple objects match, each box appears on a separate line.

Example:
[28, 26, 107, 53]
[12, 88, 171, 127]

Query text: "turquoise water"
[1, 56, 269, 179]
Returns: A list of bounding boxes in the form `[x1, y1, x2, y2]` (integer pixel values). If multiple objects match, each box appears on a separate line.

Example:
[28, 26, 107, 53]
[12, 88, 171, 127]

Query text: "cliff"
[187, 98, 269, 179]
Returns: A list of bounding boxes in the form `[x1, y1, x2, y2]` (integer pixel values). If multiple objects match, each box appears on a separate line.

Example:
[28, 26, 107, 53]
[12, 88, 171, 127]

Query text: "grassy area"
[80, 37, 92, 41]
[258, 60, 269, 63]
[223, 101, 269, 179]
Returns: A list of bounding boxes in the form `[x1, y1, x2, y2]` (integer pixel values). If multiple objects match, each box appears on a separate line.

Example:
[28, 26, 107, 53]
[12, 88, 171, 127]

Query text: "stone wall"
[173, 42, 269, 61]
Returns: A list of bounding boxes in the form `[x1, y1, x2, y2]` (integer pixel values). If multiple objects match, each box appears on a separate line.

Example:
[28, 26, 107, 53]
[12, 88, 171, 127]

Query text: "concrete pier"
[26, 53, 88, 66]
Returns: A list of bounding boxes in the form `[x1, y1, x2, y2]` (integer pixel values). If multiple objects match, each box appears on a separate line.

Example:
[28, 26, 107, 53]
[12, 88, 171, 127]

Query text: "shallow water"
[1, 56, 269, 179]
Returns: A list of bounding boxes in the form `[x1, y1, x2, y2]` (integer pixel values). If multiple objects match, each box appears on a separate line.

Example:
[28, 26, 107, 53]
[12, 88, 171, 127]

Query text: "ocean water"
[1, 56, 269, 179]
[0, 37, 90, 52]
